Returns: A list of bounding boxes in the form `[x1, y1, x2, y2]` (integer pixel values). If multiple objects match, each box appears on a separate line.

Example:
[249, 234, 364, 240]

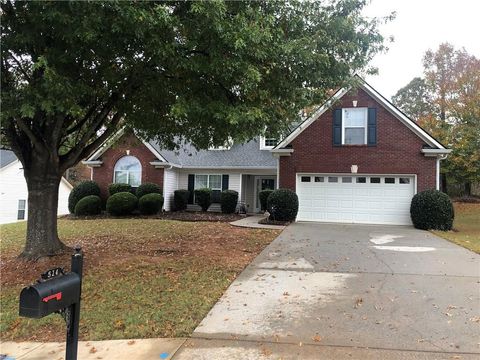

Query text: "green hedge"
[136, 182, 161, 199]
[267, 189, 299, 222]
[138, 193, 164, 215]
[220, 190, 238, 214]
[106, 192, 138, 216]
[194, 188, 212, 211]
[410, 189, 454, 230]
[74, 195, 102, 216]
[108, 183, 132, 196]
[174, 190, 190, 211]
[68, 180, 100, 213]
[259, 189, 274, 212]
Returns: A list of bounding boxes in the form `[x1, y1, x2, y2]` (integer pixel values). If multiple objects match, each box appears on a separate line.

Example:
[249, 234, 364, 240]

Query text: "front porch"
[185, 171, 277, 214]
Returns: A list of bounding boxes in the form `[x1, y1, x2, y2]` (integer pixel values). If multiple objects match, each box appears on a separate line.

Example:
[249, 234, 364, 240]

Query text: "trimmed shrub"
[410, 189, 454, 230]
[174, 190, 190, 211]
[173, 189, 190, 211]
[267, 189, 299, 222]
[221, 190, 238, 214]
[136, 182, 161, 199]
[259, 189, 274, 212]
[68, 180, 100, 213]
[106, 192, 138, 216]
[194, 188, 212, 211]
[74, 195, 102, 216]
[108, 183, 132, 196]
[138, 193, 164, 215]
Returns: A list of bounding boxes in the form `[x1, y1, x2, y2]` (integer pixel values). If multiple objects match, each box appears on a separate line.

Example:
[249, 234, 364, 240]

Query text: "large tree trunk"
[20, 164, 67, 260]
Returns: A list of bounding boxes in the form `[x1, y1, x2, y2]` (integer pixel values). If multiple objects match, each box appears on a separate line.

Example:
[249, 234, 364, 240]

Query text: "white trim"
[341, 108, 368, 145]
[143, 142, 168, 162]
[82, 160, 103, 167]
[150, 161, 182, 168]
[194, 174, 223, 191]
[273, 76, 447, 151]
[271, 148, 294, 157]
[113, 155, 142, 186]
[259, 136, 277, 150]
[274, 87, 350, 149]
[181, 166, 277, 170]
[421, 148, 452, 156]
[0, 159, 21, 172]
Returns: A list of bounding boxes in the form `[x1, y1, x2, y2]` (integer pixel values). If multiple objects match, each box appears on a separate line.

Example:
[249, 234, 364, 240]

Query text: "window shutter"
[222, 174, 229, 191]
[333, 109, 342, 145]
[187, 174, 195, 204]
[367, 108, 377, 146]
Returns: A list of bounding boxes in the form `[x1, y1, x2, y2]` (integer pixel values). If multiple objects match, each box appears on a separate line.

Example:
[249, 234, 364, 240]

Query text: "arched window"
[114, 156, 141, 187]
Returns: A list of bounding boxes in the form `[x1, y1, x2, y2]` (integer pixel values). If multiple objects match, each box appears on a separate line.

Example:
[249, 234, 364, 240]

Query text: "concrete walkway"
[230, 215, 286, 230]
[173, 222, 480, 359]
[0, 338, 186, 359]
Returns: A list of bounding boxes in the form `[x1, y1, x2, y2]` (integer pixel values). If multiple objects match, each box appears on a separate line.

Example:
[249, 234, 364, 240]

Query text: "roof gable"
[274, 76, 446, 151]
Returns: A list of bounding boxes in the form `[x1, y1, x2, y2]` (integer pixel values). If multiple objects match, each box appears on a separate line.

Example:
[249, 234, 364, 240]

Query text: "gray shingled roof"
[0, 150, 18, 169]
[150, 138, 277, 168]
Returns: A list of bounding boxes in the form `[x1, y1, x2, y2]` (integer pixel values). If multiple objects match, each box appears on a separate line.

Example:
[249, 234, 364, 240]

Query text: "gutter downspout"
[436, 154, 449, 191]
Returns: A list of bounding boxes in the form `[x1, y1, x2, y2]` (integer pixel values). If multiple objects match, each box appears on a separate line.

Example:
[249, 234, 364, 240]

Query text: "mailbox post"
[19, 246, 83, 360]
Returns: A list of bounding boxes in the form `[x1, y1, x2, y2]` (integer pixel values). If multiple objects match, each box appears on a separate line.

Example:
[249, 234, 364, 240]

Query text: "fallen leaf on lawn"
[312, 335, 322, 342]
[447, 305, 458, 310]
[127, 340, 135, 345]
[469, 316, 480, 322]
[89, 347, 97, 354]
[283, 291, 290, 296]
[444, 312, 453, 317]
[417, 339, 425, 343]
[354, 297, 363, 308]
[299, 342, 303, 347]
[260, 346, 272, 356]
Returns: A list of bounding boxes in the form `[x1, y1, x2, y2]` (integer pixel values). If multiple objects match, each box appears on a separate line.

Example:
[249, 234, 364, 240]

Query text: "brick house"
[83, 77, 450, 225]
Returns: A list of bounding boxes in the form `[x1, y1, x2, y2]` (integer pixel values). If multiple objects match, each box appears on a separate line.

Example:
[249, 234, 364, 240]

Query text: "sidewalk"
[0, 338, 186, 360]
[230, 215, 286, 230]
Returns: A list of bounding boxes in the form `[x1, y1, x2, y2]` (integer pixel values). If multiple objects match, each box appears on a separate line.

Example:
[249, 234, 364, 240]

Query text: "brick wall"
[91, 133, 164, 199]
[279, 88, 436, 192]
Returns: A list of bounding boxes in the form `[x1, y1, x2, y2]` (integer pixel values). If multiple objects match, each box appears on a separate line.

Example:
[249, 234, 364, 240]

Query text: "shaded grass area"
[0, 219, 280, 341]
[432, 203, 480, 253]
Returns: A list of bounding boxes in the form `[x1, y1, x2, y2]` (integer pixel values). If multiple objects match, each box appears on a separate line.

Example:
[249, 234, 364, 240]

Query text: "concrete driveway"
[174, 223, 480, 359]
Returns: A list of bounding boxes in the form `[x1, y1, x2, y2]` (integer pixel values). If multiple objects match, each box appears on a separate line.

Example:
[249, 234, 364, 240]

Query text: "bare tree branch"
[7, 50, 32, 82]
[15, 118, 45, 151]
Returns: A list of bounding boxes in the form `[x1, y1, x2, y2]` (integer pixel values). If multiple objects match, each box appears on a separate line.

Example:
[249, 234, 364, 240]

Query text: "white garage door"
[296, 174, 415, 225]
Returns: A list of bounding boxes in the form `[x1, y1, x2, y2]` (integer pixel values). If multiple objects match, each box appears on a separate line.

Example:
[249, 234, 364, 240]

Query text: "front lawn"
[0, 218, 280, 341]
[432, 202, 480, 253]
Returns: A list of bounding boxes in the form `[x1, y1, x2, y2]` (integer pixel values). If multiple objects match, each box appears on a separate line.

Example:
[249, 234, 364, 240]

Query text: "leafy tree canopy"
[393, 43, 480, 187]
[1, 0, 389, 259]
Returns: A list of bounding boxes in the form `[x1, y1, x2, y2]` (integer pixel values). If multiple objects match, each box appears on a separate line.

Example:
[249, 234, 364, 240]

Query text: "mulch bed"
[61, 211, 244, 222]
[258, 217, 291, 226]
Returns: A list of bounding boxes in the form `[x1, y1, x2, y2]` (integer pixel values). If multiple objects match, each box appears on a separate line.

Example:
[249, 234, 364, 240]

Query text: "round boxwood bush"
[74, 195, 102, 216]
[259, 189, 274, 212]
[194, 188, 212, 211]
[220, 190, 238, 214]
[108, 183, 132, 196]
[267, 189, 299, 222]
[136, 182, 161, 199]
[410, 189, 454, 230]
[106, 192, 138, 216]
[138, 193, 164, 215]
[174, 189, 190, 211]
[68, 180, 100, 213]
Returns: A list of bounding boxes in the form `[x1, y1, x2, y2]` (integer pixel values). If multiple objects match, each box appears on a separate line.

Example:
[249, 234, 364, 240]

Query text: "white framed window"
[114, 156, 142, 187]
[259, 136, 277, 150]
[195, 174, 222, 190]
[342, 108, 368, 145]
[17, 199, 26, 220]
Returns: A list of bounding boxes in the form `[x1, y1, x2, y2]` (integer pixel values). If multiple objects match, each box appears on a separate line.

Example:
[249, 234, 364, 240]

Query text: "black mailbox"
[19, 272, 80, 318]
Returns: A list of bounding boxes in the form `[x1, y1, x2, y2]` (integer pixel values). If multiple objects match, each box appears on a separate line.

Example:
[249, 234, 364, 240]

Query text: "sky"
[363, 0, 480, 99]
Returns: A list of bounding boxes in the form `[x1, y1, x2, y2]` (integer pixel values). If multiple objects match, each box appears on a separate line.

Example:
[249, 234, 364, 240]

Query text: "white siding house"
[0, 150, 72, 225]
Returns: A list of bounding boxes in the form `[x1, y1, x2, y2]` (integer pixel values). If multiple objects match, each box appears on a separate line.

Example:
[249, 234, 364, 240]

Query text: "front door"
[255, 177, 275, 212]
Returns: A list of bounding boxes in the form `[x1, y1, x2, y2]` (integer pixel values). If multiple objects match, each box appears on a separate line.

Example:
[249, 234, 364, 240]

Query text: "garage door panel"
[297, 174, 414, 225]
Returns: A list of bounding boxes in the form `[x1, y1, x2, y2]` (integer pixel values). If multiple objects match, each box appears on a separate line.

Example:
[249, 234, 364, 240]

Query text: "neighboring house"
[83, 76, 450, 225]
[0, 150, 72, 225]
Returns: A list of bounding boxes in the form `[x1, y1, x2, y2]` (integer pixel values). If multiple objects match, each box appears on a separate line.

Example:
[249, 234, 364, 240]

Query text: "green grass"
[432, 203, 480, 253]
[0, 218, 279, 341]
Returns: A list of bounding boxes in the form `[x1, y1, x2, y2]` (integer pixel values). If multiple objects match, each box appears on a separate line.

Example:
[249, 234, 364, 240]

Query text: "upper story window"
[114, 156, 141, 187]
[260, 136, 277, 150]
[342, 108, 368, 145]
